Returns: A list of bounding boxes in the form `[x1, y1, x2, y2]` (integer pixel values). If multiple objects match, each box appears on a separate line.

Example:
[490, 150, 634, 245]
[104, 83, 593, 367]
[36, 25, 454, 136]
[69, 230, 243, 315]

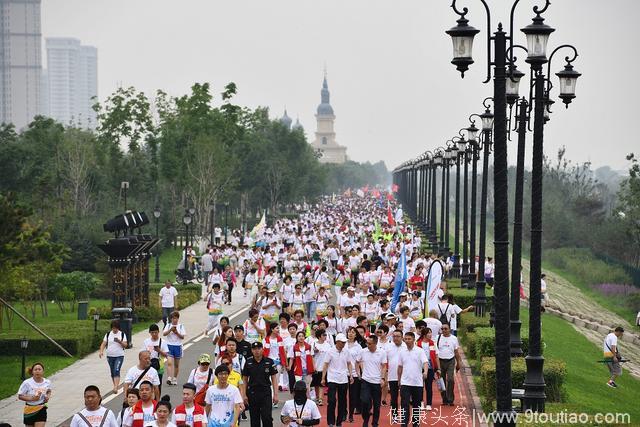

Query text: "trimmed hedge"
[457, 312, 491, 334]
[0, 321, 102, 356]
[461, 327, 530, 361]
[0, 284, 202, 356]
[480, 356, 566, 406]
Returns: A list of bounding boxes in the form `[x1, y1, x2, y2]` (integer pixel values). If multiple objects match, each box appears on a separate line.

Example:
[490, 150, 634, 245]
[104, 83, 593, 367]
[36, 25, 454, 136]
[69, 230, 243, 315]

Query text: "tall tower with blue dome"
[311, 71, 347, 163]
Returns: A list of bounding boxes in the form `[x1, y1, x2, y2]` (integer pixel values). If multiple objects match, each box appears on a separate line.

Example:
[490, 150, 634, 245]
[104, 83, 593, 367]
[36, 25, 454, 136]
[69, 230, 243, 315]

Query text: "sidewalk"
[0, 286, 250, 426]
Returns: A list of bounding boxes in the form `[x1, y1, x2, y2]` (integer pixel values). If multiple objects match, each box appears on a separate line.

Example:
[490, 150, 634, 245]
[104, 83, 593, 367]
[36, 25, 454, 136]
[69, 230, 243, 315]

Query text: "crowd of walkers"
[16, 195, 478, 427]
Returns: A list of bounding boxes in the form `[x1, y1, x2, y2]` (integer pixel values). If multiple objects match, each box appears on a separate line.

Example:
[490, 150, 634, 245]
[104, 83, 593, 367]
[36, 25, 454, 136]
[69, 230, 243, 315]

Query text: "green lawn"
[463, 308, 640, 425]
[522, 309, 640, 424]
[151, 246, 184, 285]
[0, 355, 78, 401]
[0, 300, 111, 332]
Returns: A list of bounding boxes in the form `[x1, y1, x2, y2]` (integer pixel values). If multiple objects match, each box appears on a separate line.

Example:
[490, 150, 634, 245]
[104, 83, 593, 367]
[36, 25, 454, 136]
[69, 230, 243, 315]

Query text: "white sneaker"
[426, 405, 432, 410]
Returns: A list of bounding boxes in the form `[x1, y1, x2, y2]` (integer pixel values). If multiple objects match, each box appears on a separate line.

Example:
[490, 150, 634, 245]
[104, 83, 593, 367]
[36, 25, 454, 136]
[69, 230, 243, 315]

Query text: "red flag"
[372, 189, 380, 198]
[387, 204, 396, 226]
[386, 192, 394, 201]
[392, 184, 399, 193]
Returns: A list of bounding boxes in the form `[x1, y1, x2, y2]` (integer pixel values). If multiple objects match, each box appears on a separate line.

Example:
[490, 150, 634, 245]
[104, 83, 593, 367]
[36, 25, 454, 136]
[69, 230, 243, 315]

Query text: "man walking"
[397, 332, 428, 427]
[357, 335, 387, 427]
[604, 326, 625, 388]
[385, 330, 406, 415]
[241, 341, 279, 427]
[70, 385, 118, 427]
[436, 323, 462, 405]
[123, 351, 161, 400]
[322, 333, 354, 427]
[159, 280, 178, 327]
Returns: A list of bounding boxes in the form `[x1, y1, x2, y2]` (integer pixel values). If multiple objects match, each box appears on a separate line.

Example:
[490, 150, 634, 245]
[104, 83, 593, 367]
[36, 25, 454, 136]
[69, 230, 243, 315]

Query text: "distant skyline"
[41, 0, 639, 171]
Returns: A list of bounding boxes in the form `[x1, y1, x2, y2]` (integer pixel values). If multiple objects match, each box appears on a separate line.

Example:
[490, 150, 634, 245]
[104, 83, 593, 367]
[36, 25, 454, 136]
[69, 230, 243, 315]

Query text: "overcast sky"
[42, 0, 638, 171]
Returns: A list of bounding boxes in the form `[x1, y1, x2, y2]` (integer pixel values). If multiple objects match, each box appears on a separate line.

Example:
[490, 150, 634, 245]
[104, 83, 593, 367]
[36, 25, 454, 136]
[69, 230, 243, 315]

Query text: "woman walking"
[18, 362, 52, 427]
[99, 319, 128, 393]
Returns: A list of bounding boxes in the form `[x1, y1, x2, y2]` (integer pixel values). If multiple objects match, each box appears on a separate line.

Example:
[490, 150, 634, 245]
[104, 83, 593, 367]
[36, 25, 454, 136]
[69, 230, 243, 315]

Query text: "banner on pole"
[424, 260, 444, 317]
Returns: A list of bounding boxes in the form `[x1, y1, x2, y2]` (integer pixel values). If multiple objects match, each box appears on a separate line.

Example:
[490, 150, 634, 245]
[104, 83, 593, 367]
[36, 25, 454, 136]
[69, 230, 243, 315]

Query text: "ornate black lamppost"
[20, 336, 28, 380]
[466, 122, 480, 290]
[224, 202, 230, 245]
[460, 135, 470, 288]
[452, 136, 466, 279]
[153, 208, 161, 283]
[474, 100, 495, 317]
[182, 212, 191, 285]
[446, 0, 581, 416]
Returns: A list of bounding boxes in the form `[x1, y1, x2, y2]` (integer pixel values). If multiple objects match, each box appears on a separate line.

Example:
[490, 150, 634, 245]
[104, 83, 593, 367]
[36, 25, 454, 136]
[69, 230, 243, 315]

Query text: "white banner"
[425, 260, 444, 316]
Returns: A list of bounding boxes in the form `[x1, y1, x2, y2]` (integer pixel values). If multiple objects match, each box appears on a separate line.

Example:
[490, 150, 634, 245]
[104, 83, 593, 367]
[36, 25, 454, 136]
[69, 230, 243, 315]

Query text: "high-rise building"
[310, 73, 347, 164]
[0, 0, 42, 131]
[45, 38, 97, 128]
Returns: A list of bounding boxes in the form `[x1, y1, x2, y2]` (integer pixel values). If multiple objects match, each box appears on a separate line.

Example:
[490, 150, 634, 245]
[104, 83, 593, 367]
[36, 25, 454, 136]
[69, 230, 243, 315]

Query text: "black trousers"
[424, 369, 435, 405]
[327, 382, 348, 426]
[439, 357, 456, 404]
[400, 385, 423, 427]
[227, 283, 234, 303]
[248, 391, 273, 427]
[348, 376, 361, 417]
[388, 380, 400, 412]
[360, 380, 382, 427]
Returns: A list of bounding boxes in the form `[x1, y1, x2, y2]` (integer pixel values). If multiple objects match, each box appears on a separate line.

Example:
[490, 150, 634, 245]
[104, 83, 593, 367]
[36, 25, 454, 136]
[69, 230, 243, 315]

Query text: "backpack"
[438, 304, 450, 324]
[193, 368, 213, 406]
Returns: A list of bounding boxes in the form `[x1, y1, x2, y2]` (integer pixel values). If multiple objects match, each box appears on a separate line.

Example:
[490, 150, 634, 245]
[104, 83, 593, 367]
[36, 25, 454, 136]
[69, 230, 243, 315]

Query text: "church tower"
[311, 72, 347, 164]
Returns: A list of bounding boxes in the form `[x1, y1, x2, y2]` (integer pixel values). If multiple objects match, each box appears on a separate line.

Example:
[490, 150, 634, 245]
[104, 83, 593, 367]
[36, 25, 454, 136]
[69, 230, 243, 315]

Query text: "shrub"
[0, 321, 102, 356]
[480, 356, 566, 405]
[458, 312, 491, 334]
[473, 327, 530, 359]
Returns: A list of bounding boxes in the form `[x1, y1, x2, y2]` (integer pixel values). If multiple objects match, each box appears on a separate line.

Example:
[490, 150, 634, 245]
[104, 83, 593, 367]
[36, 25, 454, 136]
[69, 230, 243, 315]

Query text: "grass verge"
[460, 309, 640, 426]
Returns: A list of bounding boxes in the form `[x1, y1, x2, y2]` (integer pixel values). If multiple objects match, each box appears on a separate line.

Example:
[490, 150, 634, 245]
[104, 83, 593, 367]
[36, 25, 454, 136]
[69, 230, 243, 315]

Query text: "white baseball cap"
[335, 333, 348, 342]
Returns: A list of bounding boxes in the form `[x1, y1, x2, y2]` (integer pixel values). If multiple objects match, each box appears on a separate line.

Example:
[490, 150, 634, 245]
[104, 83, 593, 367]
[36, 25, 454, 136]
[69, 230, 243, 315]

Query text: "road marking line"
[103, 389, 121, 404]
[184, 343, 193, 350]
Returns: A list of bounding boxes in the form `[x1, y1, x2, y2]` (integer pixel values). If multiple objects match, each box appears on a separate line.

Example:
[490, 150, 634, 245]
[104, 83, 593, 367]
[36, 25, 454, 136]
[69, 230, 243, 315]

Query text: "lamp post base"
[523, 354, 546, 412]
[510, 319, 524, 357]
[460, 262, 469, 288]
[474, 280, 487, 317]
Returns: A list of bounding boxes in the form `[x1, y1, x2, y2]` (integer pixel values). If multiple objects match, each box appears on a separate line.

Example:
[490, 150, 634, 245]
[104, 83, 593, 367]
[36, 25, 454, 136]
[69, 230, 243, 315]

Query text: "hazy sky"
[42, 0, 639, 171]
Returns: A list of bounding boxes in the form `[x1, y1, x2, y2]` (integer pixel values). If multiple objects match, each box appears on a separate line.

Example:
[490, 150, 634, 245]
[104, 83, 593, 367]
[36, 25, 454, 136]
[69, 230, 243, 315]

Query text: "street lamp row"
[393, 1, 582, 423]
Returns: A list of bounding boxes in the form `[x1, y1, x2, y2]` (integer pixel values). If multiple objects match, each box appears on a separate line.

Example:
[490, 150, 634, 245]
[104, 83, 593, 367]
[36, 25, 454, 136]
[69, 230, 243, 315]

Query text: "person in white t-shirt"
[158, 281, 178, 327]
[356, 335, 388, 427]
[123, 351, 161, 400]
[435, 323, 462, 405]
[18, 362, 52, 426]
[603, 327, 625, 388]
[280, 381, 321, 427]
[145, 397, 176, 427]
[425, 310, 443, 338]
[70, 385, 118, 427]
[397, 331, 428, 427]
[99, 319, 128, 393]
[163, 311, 186, 386]
[437, 294, 473, 336]
[187, 354, 214, 394]
[205, 365, 243, 427]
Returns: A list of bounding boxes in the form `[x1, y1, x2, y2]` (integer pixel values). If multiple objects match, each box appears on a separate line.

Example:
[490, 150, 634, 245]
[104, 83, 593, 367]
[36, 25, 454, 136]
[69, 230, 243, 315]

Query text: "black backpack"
[438, 304, 450, 324]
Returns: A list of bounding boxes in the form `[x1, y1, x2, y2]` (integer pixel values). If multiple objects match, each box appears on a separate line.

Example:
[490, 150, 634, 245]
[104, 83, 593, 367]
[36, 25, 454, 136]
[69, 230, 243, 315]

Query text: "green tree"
[618, 153, 640, 267]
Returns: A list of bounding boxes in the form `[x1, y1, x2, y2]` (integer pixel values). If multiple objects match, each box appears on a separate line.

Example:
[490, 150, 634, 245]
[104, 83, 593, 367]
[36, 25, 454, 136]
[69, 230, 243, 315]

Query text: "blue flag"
[390, 244, 408, 312]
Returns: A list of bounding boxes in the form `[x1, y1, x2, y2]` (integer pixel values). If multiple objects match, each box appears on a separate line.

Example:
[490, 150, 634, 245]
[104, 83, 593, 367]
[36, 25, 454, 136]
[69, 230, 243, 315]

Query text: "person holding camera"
[604, 326, 625, 388]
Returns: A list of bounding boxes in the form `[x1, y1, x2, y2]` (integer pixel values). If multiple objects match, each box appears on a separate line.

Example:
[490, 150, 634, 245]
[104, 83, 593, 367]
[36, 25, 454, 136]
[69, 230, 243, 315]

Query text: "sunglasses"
[375, 331, 383, 335]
